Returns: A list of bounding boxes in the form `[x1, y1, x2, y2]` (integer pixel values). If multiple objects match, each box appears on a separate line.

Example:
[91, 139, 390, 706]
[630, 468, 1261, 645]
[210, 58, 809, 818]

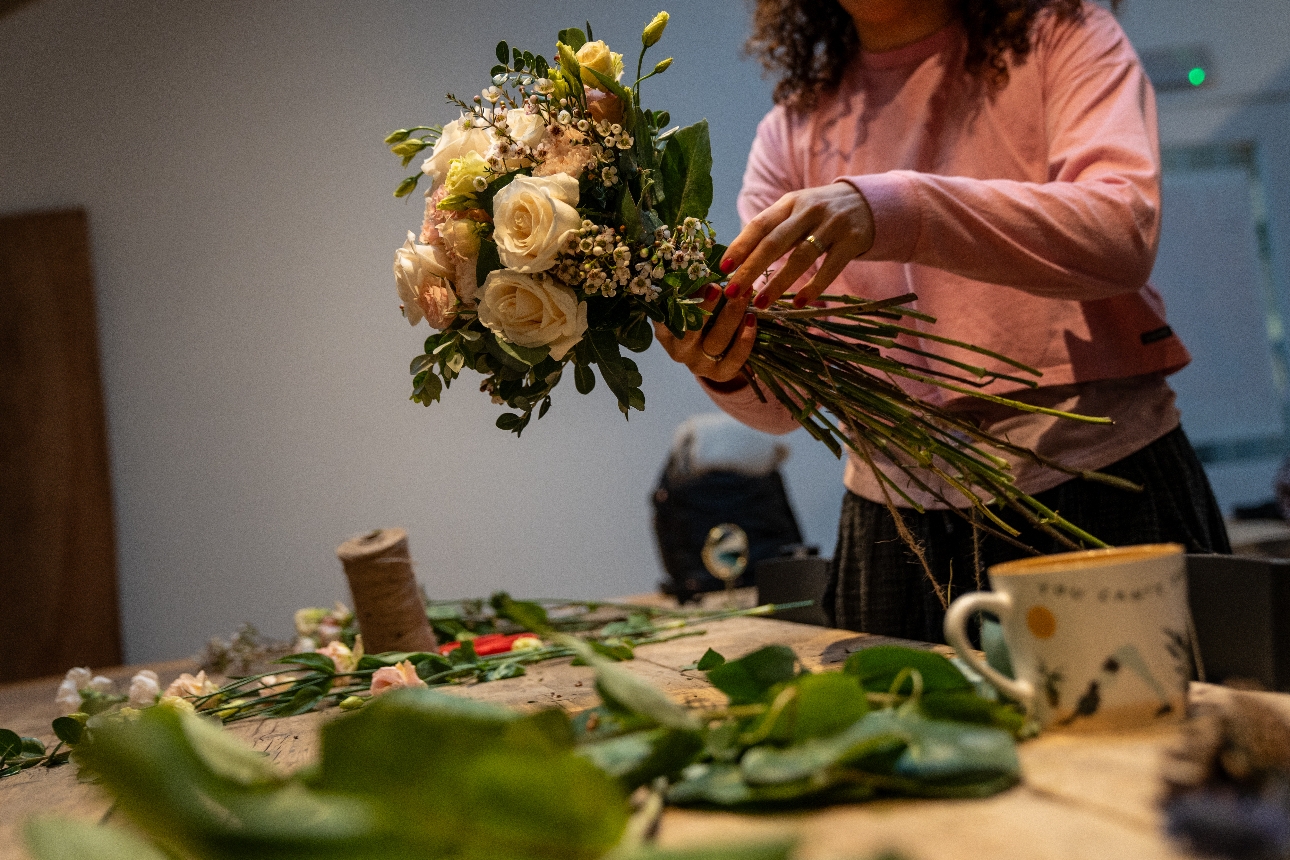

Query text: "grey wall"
[0, 0, 845, 662]
[1118, 1, 1290, 511]
[4, 1, 1287, 663]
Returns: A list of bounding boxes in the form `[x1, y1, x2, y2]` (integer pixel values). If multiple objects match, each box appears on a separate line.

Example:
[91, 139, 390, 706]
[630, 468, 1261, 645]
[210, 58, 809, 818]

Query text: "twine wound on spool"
[335, 528, 437, 654]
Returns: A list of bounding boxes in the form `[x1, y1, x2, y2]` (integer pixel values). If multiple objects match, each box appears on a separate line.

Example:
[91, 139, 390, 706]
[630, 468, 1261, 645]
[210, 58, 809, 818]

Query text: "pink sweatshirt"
[707, 4, 1189, 507]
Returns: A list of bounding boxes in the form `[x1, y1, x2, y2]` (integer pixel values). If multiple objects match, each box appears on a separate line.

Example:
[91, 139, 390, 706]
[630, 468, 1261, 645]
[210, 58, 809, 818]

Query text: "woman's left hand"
[721, 182, 875, 308]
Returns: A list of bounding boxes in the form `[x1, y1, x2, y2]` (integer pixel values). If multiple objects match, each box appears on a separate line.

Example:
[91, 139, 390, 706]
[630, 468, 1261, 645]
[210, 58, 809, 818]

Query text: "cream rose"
[477, 270, 588, 360]
[492, 173, 581, 272]
[575, 40, 624, 89]
[420, 114, 493, 190]
[505, 108, 547, 149]
[394, 231, 457, 329]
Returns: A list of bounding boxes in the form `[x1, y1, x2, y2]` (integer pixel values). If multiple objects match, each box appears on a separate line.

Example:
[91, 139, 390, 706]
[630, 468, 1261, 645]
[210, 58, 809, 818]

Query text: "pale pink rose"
[316, 641, 359, 674]
[369, 660, 427, 696]
[394, 231, 457, 329]
[165, 670, 220, 699]
[586, 90, 623, 125]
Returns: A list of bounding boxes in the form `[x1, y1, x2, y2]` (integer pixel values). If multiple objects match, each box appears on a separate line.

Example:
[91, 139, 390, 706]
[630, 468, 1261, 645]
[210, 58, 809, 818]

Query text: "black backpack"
[651, 453, 804, 603]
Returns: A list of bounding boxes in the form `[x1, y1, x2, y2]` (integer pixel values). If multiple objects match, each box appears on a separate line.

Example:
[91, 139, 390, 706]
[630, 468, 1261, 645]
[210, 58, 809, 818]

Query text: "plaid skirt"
[825, 426, 1232, 644]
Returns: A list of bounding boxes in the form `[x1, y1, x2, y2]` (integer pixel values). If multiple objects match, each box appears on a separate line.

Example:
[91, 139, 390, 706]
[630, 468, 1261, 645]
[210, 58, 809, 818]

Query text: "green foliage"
[844, 646, 972, 695]
[22, 640, 1021, 858]
[704, 645, 798, 705]
[658, 121, 713, 227]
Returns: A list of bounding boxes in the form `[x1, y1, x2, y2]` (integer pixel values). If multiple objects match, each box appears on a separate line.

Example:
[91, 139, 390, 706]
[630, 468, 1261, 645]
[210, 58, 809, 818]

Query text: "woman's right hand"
[654, 283, 758, 386]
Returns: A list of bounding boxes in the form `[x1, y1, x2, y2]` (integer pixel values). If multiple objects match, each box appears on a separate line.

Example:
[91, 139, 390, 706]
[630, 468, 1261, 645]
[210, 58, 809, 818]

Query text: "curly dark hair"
[748, 0, 1119, 107]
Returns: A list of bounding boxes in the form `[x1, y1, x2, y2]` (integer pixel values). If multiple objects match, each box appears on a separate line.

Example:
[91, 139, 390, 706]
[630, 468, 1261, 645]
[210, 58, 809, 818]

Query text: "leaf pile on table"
[21, 639, 1023, 860]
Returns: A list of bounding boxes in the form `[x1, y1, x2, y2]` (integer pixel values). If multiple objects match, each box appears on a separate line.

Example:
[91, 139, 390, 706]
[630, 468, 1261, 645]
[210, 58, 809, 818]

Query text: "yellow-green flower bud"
[642, 11, 669, 48]
[339, 696, 366, 711]
[652, 57, 673, 75]
[443, 151, 489, 198]
[557, 41, 580, 80]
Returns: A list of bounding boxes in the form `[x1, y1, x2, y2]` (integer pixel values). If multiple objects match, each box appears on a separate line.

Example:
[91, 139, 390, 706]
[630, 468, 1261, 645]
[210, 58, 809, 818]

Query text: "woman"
[658, 0, 1230, 642]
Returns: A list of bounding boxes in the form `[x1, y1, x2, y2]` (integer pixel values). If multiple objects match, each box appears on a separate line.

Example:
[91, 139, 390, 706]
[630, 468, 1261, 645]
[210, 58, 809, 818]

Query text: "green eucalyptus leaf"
[21, 737, 45, 756]
[0, 728, 21, 759]
[52, 716, 85, 746]
[314, 687, 628, 860]
[577, 726, 704, 790]
[25, 817, 173, 860]
[919, 691, 1025, 734]
[490, 592, 551, 633]
[752, 672, 870, 745]
[695, 648, 726, 671]
[738, 714, 908, 787]
[496, 41, 510, 65]
[705, 645, 798, 705]
[843, 646, 972, 695]
[557, 637, 699, 732]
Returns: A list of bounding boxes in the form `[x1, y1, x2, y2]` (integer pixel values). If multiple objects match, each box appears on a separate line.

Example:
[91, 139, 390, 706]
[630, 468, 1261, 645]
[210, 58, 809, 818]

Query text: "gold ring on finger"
[802, 234, 827, 256]
[700, 345, 726, 363]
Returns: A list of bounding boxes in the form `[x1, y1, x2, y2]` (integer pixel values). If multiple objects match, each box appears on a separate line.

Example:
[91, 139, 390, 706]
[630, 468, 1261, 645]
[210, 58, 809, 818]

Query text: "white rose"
[492, 174, 581, 273]
[420, 114, 493, 191]
[477, 270, 588, 360]
[394, 231, 457, 329]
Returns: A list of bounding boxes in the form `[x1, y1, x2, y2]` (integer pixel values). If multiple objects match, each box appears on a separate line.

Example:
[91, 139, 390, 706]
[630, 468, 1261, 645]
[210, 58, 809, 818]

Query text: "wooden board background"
[0, 209, 122, 681]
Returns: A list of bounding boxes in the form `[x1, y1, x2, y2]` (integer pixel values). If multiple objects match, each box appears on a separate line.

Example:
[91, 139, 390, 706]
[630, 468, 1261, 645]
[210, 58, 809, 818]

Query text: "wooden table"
[0, 615, 1282, 860]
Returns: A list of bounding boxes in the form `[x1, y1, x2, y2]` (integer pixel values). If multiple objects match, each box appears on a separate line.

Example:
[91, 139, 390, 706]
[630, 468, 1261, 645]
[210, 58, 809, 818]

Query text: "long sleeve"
[845, 9, 1161, 301]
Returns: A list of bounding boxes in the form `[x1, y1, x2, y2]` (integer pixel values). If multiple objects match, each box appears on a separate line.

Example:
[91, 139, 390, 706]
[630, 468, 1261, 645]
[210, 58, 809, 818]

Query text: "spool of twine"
[335, 528, 437, 654]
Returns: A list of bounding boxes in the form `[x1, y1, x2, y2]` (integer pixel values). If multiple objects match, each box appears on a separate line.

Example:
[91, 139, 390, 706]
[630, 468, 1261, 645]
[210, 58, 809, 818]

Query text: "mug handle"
[943, 591, 1035, 709]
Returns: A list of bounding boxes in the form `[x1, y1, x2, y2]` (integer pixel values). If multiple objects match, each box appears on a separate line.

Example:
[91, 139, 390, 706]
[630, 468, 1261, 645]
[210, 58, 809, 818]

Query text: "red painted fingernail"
[704, 285, 721, 302]
[753, 292, 771, 309]
[792, 293, 807, 308]
[719, 258, 738, 274]
[743, 312, 756, 327]
[724, 281, 741, 298]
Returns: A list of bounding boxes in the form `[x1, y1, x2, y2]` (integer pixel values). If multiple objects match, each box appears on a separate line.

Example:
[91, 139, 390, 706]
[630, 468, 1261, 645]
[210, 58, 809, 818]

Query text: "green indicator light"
[1188, 67, 1207, 87]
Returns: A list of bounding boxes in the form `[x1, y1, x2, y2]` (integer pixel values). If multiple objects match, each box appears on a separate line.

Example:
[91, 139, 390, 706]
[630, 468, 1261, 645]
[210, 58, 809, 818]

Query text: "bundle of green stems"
[743, 293, 1139, 560]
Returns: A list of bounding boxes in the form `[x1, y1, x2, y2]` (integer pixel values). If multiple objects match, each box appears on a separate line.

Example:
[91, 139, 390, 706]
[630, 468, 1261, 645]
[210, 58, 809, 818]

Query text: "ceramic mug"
[943, 543, 1193, 731]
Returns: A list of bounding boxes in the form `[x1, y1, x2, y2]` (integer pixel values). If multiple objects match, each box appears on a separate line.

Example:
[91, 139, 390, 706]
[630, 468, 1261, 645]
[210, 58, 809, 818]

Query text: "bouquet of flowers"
[386, 13, 1130, 561]
[388, 14, 716, 435]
